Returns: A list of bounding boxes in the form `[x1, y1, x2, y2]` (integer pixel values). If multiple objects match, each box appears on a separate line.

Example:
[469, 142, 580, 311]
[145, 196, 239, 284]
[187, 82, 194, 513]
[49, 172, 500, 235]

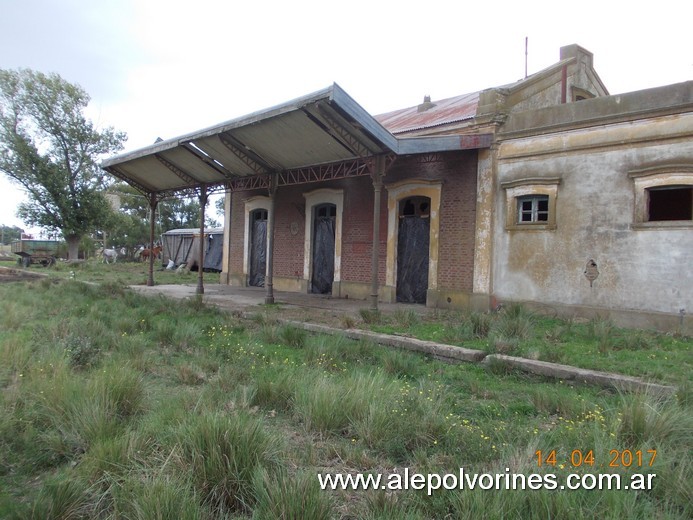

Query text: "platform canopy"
[101, 83, 489, 197]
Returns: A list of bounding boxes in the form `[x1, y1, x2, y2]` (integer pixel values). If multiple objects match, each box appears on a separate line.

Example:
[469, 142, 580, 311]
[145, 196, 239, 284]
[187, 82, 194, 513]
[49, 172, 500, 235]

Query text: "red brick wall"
[272, 184, 306, 279]
[386, 152, 478, 292]
[229, 190, 248, 275]
[228, 150, 477, 291]
[339, 176, 388, 283]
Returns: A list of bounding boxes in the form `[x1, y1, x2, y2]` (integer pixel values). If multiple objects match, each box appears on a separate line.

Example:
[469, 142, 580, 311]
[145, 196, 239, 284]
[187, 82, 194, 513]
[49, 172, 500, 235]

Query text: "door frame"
[385, 180, 441, 302]
[243, 196, 270, 286]
[396, 195, 431, 303]
[303, 189, 343, 293]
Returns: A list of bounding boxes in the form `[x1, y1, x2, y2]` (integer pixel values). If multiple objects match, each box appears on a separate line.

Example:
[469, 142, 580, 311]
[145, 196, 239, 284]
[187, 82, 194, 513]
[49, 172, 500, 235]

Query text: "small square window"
[517, 195, 549, 223]
[502, 177, 559, 231]
[647, 186, 692, 221]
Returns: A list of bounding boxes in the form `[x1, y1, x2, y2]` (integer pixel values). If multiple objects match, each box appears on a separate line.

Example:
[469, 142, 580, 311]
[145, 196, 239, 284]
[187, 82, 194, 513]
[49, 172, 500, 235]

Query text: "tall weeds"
[175, 412, 282, 515]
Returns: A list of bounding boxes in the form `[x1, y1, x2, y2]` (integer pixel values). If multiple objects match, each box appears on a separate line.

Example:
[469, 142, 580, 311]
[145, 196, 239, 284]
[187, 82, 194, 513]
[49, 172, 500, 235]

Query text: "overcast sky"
[1, 0, 691, 231]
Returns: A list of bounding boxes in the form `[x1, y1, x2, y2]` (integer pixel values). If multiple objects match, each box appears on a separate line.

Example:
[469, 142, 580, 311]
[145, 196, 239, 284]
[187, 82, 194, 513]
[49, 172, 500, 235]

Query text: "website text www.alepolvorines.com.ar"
[317, 468, 656, 496]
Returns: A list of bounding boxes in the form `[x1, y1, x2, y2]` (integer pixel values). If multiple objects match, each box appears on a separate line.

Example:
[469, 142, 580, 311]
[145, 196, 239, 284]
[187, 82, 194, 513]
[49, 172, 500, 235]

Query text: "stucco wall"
[494, 112, 693, 321]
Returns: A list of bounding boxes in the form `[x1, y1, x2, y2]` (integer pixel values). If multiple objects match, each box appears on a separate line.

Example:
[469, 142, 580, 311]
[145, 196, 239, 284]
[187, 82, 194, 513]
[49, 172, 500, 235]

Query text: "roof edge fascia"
[102, 85, 338, 167]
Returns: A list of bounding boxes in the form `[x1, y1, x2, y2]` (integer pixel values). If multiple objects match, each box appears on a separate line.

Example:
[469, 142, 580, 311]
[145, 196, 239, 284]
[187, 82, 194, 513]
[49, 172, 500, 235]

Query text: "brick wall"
[387, 152, 478, 292]
[339, 176, 388, 284]
[229, 190, 248, 275]
[228, 150, 477, 292]
[272, 184, 306, 279]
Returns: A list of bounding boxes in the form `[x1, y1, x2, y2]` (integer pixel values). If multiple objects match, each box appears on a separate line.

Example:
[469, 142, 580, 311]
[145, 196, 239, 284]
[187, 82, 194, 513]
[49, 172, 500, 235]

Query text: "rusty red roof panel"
[375, 91, 480, 134]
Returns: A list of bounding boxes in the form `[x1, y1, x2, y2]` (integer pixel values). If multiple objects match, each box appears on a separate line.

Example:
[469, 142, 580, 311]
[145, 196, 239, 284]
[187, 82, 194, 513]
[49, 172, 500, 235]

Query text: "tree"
[0, 69, 126, 259]
[0, 224, 24, 245]
[104, 183, 221, 250]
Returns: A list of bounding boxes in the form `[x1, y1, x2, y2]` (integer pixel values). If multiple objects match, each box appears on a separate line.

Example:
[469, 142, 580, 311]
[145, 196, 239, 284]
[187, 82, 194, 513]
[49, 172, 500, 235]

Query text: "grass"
[0, 276, 690, 518]
[366, 306, 691, 389]
[0, 257, 204, 286]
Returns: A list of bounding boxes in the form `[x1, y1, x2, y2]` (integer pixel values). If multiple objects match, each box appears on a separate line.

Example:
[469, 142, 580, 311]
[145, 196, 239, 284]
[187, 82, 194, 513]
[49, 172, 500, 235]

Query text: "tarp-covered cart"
[161, 228, 223, 272]
[11, 239, 59, 267]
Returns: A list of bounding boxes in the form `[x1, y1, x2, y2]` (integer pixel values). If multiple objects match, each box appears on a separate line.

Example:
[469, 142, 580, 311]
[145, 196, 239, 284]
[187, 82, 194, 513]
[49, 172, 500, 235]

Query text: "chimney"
[559, 44, 594, 68]
[417, 95, 436, 113]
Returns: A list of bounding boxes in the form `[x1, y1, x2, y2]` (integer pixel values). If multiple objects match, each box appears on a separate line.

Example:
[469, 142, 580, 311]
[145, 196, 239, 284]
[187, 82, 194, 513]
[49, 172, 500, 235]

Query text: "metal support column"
[265, 174, 277, 304]
[147, 193, 158, 287]
[370, 156, 385, 310]
[196, 185, 208, 295]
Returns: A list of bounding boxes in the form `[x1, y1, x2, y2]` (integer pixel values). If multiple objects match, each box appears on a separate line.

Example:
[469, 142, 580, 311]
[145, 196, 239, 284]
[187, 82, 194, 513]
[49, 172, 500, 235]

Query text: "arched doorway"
[249, 208, 268, 287]
[396, 196, 430, 303]
[311, 203, 336, 294]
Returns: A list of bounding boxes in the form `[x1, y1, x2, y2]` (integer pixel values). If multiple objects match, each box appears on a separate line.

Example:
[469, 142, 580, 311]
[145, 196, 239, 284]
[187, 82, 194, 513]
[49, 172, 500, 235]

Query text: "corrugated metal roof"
[102, 84, 399, 195]
[102, 84, 491, 196]
[164, 228, 224, 235]
[376, 91, 480, 135]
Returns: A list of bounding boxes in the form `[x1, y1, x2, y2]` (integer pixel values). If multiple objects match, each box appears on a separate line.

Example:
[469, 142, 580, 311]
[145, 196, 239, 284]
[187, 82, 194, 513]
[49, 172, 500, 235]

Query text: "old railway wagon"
[11, 239, 59, 267]
[161, 228, 224, 272]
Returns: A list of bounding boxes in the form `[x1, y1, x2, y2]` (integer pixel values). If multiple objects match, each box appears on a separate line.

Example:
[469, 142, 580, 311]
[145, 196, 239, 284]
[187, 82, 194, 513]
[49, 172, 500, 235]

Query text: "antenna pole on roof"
[524, 36, 528, 79]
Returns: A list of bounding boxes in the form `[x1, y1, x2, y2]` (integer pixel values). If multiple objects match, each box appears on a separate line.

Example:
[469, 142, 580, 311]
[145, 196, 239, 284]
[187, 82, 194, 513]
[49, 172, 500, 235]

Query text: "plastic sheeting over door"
[249, 215, 267, 287]
[311, 216, 335, 294]
[203, 233, 224, 271]
[396, 216, 430, 303]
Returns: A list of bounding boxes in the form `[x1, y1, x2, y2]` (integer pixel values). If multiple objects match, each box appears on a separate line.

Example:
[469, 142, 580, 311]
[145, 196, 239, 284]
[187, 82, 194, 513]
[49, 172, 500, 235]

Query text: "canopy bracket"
[154, 154, 199, 185]
[218, 133, 275, 175]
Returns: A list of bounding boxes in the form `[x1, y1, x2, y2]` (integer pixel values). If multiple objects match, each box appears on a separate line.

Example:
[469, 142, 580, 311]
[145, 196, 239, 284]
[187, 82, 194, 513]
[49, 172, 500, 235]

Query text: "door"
[249, 209, 267, 287]
[311, 203, 336, 294]
[396, 197, 430, 303]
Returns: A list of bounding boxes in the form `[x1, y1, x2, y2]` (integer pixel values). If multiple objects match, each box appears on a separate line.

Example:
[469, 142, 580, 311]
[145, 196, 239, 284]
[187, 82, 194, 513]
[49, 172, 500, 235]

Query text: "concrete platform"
[128, 283, 424, 317]
[128, 282, 677, 396]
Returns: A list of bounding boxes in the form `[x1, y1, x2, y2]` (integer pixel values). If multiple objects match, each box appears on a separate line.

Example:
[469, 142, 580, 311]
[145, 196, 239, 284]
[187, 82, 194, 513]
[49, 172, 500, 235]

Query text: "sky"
[1, 0, 691, 232]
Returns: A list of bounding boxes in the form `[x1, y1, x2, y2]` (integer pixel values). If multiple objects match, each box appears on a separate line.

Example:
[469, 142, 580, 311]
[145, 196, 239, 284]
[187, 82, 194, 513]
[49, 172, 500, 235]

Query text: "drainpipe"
[561, 64, 568, 104]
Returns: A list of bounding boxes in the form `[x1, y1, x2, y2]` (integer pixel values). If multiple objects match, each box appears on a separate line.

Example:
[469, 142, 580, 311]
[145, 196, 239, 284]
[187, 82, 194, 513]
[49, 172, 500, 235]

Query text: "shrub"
[253, 469, 333, 520]
[80, 431, 149, 481]
[280, 325, 307, 349]
[27, 473, 94, 520]
[176, 412, 282, 514]
[530, 386, 582, 417]
[177, 364, 206, 385]
[359, 308, 382, 325]
[114, 474, 204, 520]
[90, 363, 145, 419]
[382, 349, 425, 378]
[305, 336, 377, 368]
[616, 392, 691, 448]
[258, 323, 281, 345]
[617, 330, 655, 350]
[251, 371, 296, 411]
[341, 314, 357, 329]
[393, 309, 420, 328]
[492, 304, 534, 340]
[488, 335, 521, 355]
[587, 316, 616, 352]
[467, 311, 492, 338]
[294, 375, 354, 434]
[65, 334, 101, 370]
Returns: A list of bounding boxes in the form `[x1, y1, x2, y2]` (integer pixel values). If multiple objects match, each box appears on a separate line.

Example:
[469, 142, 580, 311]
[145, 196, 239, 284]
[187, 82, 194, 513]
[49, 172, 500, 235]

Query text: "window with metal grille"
[517, 195, 549, 223]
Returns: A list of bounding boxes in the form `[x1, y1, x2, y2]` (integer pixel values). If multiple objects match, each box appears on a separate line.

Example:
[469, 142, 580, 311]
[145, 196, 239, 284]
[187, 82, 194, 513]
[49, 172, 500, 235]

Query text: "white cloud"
[1, 0, 691, 229]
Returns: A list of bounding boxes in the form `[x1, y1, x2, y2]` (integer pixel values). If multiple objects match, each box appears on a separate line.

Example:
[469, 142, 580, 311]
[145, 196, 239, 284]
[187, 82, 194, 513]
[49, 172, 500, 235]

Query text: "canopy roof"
[102, 83, 489, 197]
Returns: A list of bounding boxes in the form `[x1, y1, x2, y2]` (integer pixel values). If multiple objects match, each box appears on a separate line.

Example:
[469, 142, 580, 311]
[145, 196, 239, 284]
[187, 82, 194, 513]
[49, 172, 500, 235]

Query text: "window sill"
[506, 223, 557, 232]
[632, 221, 693, 230]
